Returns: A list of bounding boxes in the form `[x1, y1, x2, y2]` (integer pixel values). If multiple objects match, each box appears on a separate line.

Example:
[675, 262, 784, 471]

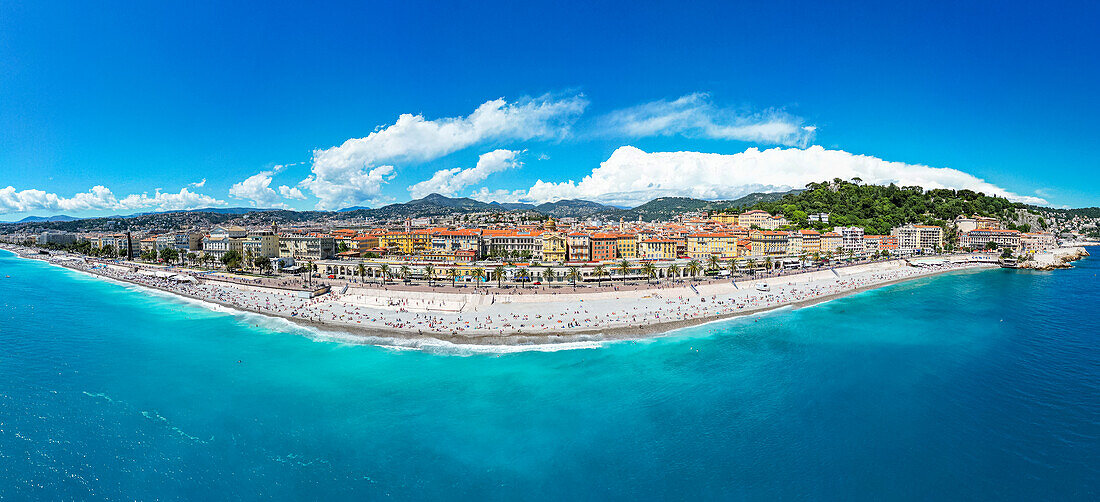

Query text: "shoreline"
[1, 245, 1016, 347]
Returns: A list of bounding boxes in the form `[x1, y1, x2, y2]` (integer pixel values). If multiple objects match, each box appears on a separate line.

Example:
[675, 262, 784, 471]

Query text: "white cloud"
[304, 94, 588, 209]
[598, 93, 815, 147]
[0, 185, 226, 214]
[299, 165, 395, 210]
[279, 185, 306, 199]
[229, 171, 282, 207]
[189, 178, 207, 188]
[485, 145, 1048, 207]
[408, 149, 523, 199]
[230, 169, 312, 208]
[117, 188, 227, 211]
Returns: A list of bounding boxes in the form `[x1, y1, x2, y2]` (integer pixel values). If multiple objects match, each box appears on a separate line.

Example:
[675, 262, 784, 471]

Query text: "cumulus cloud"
[598, 93, 816, 147]
[117, 188, 227, 211]
[229, 171, 283, 207]
[482, 145, 1048, 207]
[279, 185, 306, 199]
[408, 149, 523, 199]
[189, 178, 207, 188]
[0, 185, 225, 214]
[304, 94, 588, 209]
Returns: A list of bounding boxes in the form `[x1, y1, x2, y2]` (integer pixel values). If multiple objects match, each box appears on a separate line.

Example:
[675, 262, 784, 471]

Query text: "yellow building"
[541, 231, 568, 262]
[799, 230, 821, 254]
[615, 234, 638, 259]
[686, 232, 741, 259]
[749, 230, 788, 257]
[709, 212, 739, 225]
[379, 231, 431, 255]
[639, 238, 678, 260]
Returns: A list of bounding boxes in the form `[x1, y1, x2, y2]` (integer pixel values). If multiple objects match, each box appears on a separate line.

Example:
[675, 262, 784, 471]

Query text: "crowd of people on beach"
[17, 247, 978, 339]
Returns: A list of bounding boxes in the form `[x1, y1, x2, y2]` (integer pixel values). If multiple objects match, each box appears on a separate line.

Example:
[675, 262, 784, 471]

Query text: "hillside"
[750, 179, 1024, 235]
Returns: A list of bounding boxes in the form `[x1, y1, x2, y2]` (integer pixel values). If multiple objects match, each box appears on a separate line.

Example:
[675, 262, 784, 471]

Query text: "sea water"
[1, 249, 1097, 500]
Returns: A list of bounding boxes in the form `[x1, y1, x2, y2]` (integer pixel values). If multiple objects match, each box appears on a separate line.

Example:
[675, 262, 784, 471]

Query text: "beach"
[2, 245, 1006, 346]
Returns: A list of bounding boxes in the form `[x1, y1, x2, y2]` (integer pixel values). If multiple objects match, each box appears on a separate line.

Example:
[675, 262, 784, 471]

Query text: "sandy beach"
[2, 245, 1007, 346]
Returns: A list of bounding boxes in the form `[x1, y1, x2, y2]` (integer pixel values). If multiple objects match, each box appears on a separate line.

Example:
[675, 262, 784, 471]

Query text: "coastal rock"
[1017, 246, 1090, 270]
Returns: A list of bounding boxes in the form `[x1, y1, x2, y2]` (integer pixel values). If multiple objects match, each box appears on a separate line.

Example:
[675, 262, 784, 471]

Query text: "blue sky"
[1, 0, 1098, 218]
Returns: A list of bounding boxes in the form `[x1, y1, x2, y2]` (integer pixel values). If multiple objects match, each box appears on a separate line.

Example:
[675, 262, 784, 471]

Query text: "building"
[960, 229, 1021, 251]
[1020, 232, 1056, 253]
[566, 233, 590, 262]
[541, 231, 568, 262]
[589, 233, 620, 262]
[863, 235, 899, 256]
[954, 215, 1001, 233]
[686, 232, 742, 259]
[737, 210, 788, 230]
[431, 229, 482, 257]
[749, 230, 788, 257]
[243, 230, 279, 259]
[36, 231, 77, 246]
[821, 232, 842, 255]
[891, 225, 944, 254]
[709, 212, 739, 225]
[808, 213, 830, 224]
[833, 226, 865, 256]
[484, 229, 544, 259]
[379, 231, 432, 256]
[156, 232, 203, 252]
[279, 234, 336, 261]
[139, 236, 158, 253]
[798, 230, 821, 255]
[639, 238, 678, 260]
[615, 234, 638, 259]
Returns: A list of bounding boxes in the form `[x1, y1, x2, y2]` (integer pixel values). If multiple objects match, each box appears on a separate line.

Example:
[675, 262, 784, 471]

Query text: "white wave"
[82, 391, 115, 403]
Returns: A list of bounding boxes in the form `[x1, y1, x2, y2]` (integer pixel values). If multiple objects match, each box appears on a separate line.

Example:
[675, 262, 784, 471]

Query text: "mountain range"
[2, 191, 798, 229]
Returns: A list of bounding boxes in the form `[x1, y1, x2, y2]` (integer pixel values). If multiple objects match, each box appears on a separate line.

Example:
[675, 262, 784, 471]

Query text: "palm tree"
[666, 263, 680, 282]
[617, 259, 631, 284]
[357, 263, 366, 282]
[543, 265, 553, 284]
[642, 262, 656, 284]
[244, 249, 254, 272]
[764, 256, 773, 272]
[687, 259, 701, 280]
[472, 267, 485, 288]
[447, 266, 459, 288]
[812, 252, 821, 266]
[493, 265, 506, 288]
[379, 263, 390, 284]
[423, 264, 435, 286]
[746, 258, 757, 277]
[399, 264, 410, 283]
[707, 255, 721, 274]
[516, 267, 529, 288]
[186, 252, 197, 266]
[567, 266, 580, 287]
[593, 264, 607, 287]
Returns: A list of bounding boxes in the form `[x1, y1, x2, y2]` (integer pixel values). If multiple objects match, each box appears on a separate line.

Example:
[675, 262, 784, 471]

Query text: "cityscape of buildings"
[6, 206, 1071, 285]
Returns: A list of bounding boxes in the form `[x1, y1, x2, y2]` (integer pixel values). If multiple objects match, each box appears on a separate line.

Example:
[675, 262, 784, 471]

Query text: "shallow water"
[1, 249, 1097, 500]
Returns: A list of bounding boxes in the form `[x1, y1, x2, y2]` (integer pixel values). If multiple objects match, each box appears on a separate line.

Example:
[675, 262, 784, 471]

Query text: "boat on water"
[755, 283, 770, 292]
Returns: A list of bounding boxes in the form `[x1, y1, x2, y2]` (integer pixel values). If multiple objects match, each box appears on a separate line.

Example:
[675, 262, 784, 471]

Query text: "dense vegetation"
[747, 179, 1026, 235]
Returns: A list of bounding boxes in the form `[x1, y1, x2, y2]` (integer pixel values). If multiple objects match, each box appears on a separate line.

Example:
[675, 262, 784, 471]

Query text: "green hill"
[749, 179, 1024, 235]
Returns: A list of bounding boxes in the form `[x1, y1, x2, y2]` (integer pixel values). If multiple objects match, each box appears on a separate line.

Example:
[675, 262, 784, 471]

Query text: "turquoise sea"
[1, 249, 1098, 500]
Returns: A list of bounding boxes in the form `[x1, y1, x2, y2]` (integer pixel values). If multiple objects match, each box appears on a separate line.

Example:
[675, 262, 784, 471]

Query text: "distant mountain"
[10, 215, 80, 223]
[126, 207, 272, 217]
[533, 199, 617, 218]
[607, 190, 802, 221]
[490, 201, 536, 211]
